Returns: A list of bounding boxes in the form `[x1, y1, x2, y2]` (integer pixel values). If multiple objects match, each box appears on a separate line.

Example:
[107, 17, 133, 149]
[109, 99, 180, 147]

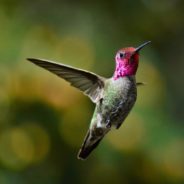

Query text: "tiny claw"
[106, 120, 111, 128]
[106, 124, 111, 128]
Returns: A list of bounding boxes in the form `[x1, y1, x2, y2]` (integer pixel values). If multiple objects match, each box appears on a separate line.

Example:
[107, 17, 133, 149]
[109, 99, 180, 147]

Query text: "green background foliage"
[0, 0, 183, 183]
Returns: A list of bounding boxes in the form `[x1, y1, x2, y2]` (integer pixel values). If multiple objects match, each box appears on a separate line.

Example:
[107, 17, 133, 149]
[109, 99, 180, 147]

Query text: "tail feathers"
[77, 130, 103, 160]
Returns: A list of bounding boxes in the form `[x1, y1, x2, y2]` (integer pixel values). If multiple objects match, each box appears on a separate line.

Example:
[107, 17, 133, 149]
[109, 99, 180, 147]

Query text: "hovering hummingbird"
[27, 41, 151, 160]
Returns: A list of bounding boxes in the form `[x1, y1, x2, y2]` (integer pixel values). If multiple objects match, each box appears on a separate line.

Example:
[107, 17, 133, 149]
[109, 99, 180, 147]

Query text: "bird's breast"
[98, 76, 137, 128]
[103, 76, 137, 103]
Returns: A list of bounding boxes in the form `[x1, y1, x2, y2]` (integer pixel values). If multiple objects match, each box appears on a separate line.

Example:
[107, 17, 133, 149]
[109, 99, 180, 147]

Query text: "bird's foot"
[106, 120, 111, 129]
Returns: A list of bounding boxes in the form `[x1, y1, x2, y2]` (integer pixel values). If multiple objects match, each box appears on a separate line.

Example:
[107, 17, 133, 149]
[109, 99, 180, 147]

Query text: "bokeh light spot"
[0, 123, 50, 170]
[107, 112, 145, 152]
[11, 128, 34, 163]
[0, 128, 34, 170]
[22, 123, 51, 163]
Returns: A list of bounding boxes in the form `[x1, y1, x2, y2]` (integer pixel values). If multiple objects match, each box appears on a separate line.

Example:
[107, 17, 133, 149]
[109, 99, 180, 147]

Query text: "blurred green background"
[0, 0, 183, 183]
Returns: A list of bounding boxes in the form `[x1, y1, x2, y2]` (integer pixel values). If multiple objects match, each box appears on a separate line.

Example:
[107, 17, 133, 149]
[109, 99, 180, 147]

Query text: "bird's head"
[114, 41, 151, 79]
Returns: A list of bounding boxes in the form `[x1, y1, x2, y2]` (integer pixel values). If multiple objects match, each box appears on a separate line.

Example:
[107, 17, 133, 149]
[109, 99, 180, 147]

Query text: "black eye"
[119, 52, 124, 58]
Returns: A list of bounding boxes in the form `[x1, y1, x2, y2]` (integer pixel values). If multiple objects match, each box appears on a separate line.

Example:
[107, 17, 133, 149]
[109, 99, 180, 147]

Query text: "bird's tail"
[77, 130, 104, 160]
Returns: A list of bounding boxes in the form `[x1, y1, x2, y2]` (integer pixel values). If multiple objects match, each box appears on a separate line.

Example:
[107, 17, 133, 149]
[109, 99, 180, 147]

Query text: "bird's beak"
[135, 41, 151, 53]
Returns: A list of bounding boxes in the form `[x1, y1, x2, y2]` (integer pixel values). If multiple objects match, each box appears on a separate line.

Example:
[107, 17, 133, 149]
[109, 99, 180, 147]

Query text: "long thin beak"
[135, 41, 151, 52]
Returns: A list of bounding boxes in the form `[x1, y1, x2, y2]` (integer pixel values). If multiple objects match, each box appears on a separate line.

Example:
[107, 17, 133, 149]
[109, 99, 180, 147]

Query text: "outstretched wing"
[27, 58, 105, 103]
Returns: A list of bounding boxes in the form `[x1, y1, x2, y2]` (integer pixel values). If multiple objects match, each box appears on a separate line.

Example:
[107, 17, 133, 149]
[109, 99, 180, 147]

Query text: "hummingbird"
[27, 41, 151, 160]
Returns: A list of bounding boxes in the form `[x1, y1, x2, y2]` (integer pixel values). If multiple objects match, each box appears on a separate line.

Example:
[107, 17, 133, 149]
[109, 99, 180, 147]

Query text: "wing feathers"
[27, 58, 105, 103]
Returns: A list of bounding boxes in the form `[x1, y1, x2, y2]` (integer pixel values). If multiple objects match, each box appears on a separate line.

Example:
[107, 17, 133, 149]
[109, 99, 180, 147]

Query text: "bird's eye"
[119, 52, 124, 58]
